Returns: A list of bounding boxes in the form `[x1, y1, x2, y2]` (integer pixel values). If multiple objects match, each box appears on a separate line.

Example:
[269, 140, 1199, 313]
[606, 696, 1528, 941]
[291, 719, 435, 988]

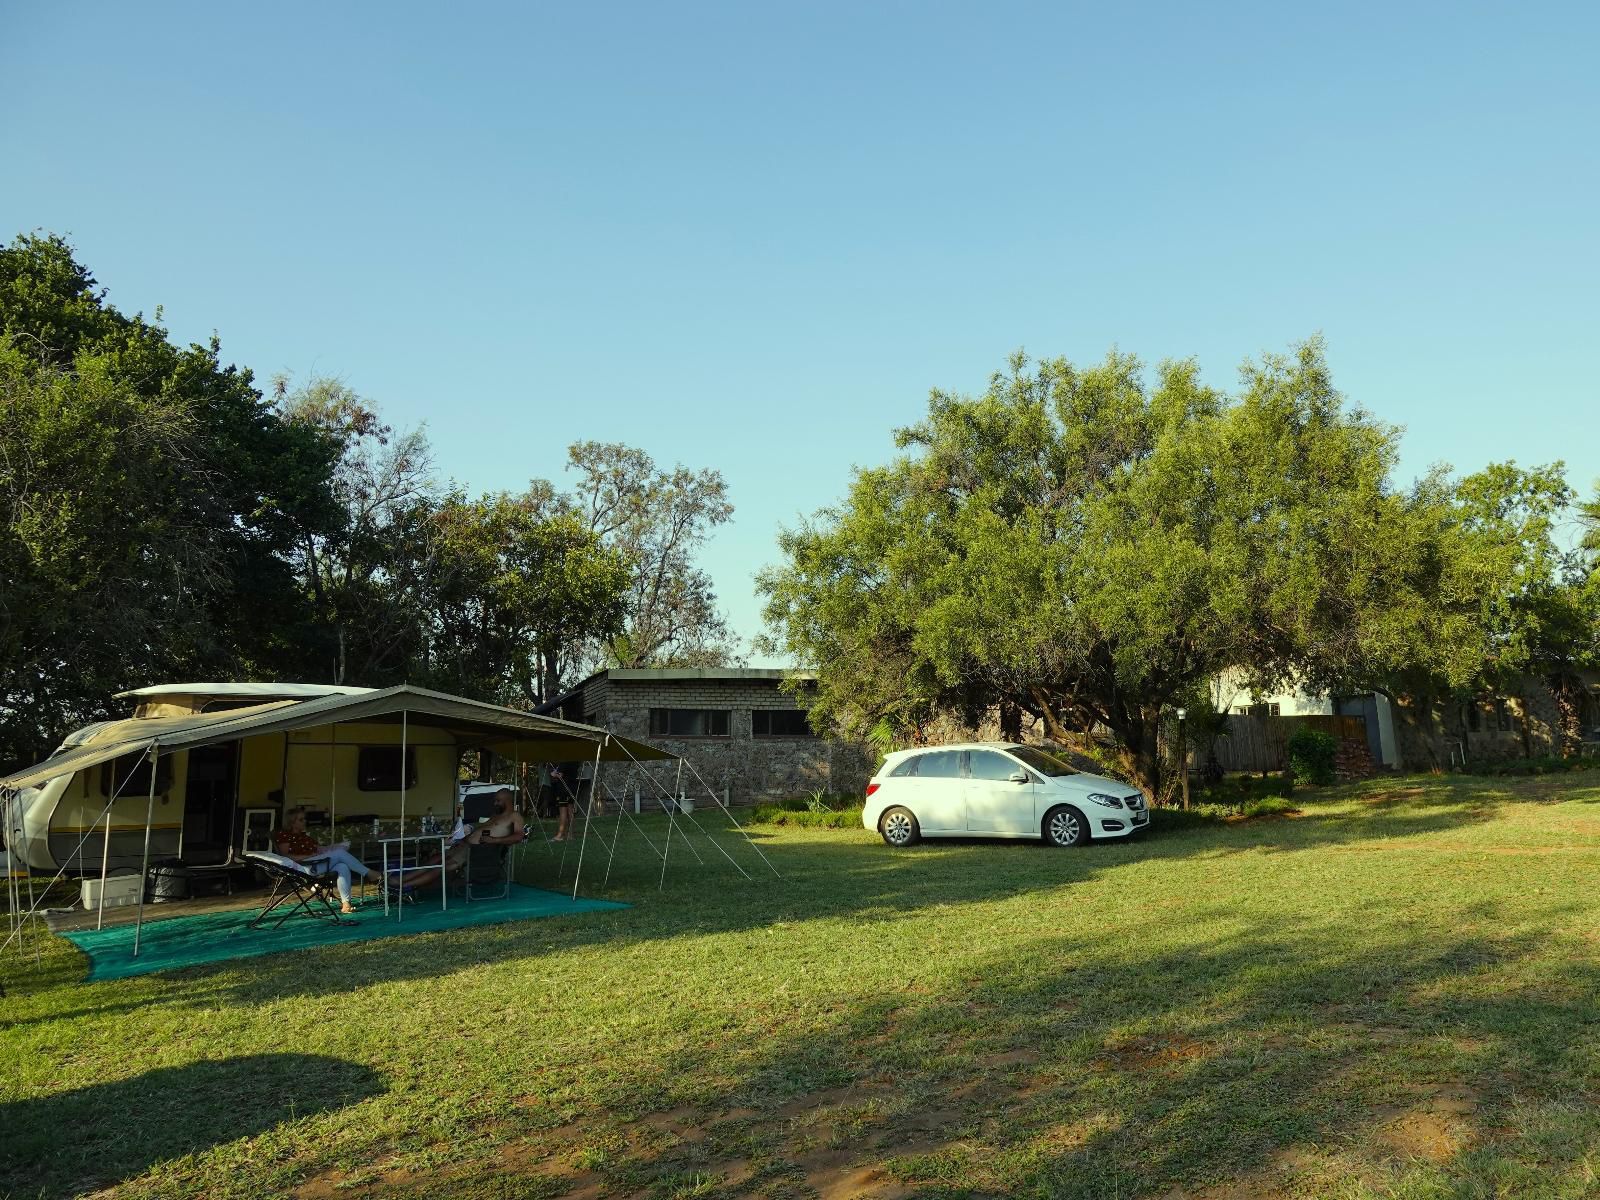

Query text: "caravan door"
[182, 743, 238, 862]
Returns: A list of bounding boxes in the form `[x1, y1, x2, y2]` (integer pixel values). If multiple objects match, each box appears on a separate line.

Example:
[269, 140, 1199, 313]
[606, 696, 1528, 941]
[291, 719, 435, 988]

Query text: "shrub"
[1464, 754, 1600, 777]
[1240, 796, 1298, 819]
[1287, 728, 1338, 786]
[749, 803, 865, 829]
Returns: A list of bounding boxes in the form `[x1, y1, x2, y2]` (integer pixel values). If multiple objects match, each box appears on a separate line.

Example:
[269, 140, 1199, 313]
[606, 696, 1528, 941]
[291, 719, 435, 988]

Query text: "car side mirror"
[1008, 771, 1029, 784]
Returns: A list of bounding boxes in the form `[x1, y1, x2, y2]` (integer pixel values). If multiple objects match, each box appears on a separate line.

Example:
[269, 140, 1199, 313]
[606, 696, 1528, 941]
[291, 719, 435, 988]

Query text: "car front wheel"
[1043, 804, 1086, 848]
[879, 806, 921, 847]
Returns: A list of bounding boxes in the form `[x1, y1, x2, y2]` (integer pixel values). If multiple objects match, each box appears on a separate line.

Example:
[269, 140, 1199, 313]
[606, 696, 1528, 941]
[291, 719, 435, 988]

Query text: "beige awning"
[0, 684, 672, 790]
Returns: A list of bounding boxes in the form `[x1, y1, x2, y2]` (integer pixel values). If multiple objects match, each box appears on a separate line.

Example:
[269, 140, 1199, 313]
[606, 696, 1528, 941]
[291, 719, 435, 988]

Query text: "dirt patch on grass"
[1100, 1034, 1213, 1071]
[1370, 1081, 1482, 1163]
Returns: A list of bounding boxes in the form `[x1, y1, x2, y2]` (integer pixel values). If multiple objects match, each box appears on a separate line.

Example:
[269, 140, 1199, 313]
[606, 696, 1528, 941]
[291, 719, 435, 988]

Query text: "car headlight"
[1085, 793, 1125, 809]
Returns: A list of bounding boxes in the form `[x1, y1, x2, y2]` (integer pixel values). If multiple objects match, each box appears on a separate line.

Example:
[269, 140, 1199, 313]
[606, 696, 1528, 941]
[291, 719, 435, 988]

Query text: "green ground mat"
[62, 885, 629, 981]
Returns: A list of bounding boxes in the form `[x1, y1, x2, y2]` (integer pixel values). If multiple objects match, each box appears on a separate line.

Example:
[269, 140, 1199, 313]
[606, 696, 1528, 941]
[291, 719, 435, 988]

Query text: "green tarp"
[63, 885, 628, 981]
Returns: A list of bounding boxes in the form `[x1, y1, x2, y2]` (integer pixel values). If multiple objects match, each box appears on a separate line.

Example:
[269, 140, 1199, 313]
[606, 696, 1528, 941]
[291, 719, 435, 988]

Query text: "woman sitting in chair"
[274, 806, 374, 915]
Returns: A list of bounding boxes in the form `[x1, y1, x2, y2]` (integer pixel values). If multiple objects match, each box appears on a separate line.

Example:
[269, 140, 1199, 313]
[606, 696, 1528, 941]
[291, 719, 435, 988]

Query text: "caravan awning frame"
[0, 684, 674, 790]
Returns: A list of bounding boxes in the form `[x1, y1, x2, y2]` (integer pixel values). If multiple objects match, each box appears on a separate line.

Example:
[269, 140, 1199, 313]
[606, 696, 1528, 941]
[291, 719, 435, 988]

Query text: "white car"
[862, 742, 1149, 847]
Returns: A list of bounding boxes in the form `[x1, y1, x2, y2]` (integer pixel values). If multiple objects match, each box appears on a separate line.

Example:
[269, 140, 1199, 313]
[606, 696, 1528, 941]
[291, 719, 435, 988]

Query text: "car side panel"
[912, 778, 966, 833]
[964, 778, 1036, 833]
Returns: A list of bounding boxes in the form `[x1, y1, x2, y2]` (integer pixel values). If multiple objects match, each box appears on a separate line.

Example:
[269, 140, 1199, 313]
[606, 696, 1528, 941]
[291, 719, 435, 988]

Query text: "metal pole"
[399, 709, 408, 832]
[682, 759, 770, 879]
[330, 726, 338, 836]
[96, 800, 113, 931]
[569, 740, 604, 900]
[132, 746, 160, 958]
[0, 753, 147, 957]
[601, 777, 629, 889]
[658, 796, 674, 892]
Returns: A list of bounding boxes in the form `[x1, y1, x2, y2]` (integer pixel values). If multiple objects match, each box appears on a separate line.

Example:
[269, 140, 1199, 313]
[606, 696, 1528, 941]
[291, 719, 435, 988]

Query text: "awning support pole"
[0, 743, 153, 957]
[683, 758, 782, 879]
[569, 740, 604, 900]
[131, 746, 160, 958]
[96, 801, 113, 930]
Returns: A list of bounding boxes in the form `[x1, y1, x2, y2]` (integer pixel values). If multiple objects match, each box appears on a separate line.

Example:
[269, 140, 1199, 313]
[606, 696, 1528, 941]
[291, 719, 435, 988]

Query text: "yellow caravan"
[0, 682, 671, 876]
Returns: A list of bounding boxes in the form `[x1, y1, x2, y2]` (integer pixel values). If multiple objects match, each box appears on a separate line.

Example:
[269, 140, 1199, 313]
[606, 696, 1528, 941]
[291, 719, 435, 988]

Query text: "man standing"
[550, 762, 579, 841]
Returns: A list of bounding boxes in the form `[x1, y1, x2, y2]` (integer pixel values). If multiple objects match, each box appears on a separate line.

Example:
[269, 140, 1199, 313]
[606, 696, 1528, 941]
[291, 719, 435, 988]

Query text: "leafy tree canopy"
[760, 340, 1578, 797]
[0, 234, 339, 768]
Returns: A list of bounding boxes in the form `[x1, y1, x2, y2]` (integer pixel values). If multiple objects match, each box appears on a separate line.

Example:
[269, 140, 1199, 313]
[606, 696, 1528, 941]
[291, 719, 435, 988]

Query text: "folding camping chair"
[243, 851, 356, 929]
[464, 841, 516, 901]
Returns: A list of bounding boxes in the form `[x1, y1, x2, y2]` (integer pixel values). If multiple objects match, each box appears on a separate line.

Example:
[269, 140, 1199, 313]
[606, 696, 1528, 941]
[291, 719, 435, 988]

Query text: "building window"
[357, 747, 418, 791]
[1494, 698, 1514, 733]
[1241, 702, 1280, 718]
[752, 710, 813, 737]
[1467, 701, 1481, 733]
[648, 709, 731, 737]
[100, 752, 173, 797]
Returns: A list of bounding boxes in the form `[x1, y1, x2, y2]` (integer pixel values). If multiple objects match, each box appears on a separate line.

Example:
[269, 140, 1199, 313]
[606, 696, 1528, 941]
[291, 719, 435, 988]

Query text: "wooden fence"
[1206, 714, 1367, 774]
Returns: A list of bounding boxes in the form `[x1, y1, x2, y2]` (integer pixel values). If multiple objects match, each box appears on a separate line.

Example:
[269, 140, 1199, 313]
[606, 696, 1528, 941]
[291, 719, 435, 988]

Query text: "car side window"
[889, 756, 920, 777]
[968, 751, 1019, 781]
[915, 750, 963, 779]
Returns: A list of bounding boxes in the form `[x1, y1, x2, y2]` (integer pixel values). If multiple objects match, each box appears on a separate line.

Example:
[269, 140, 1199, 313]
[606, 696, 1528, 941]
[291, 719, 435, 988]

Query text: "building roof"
[590, 667, 815, 684]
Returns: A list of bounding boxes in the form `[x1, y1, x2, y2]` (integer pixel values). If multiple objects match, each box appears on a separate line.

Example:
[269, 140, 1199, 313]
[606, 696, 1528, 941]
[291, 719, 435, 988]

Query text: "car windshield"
[1007, 746, 1078, 777]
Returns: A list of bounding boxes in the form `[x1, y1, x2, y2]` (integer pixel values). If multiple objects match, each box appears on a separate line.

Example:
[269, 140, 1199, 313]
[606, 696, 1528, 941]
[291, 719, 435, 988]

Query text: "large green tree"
[760, 340, 1569, 798]
[0, 234, 338, 769]
[565, 441, 737, 681]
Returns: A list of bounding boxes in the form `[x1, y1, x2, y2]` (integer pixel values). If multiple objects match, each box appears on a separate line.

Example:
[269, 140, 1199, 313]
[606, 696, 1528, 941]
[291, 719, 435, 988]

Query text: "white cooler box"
[81, 873, 143, 909]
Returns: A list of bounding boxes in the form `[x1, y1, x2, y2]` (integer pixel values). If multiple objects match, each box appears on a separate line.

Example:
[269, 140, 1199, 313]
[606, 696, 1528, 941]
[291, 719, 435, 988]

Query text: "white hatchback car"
[862, 743, 1149, 847]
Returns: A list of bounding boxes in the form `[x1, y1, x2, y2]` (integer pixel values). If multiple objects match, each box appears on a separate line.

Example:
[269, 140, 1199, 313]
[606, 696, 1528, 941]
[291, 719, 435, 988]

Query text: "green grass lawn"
[5, 771, 1600, 1199]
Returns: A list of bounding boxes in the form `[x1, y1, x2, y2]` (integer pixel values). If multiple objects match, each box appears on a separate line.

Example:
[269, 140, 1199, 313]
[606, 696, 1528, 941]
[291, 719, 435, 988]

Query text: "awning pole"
[329, 725, 337, 838]
[569, 739, 604, 900]
[0, 743, 151, 958]
[683, 757, 778, 878]
[399, 709, 408, 833]
[96, 801, 113, 931]
[131, 746, 160, 959]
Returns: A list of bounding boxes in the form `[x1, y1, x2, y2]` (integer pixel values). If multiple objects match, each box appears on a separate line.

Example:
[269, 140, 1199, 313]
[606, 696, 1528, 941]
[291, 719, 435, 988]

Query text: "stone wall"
[1392, 672, 1600, 767]
[584, 676, 876, 806]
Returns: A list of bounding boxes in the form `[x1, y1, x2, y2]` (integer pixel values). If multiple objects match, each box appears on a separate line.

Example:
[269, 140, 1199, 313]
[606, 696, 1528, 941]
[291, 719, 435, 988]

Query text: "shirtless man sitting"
[388, 789, 526, 891]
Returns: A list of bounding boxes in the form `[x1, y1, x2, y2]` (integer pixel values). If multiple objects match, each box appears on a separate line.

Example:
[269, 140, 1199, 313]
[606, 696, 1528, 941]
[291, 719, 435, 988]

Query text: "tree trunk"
[1552, 675, 1582, 757]
[1110, 708, 1162, 802]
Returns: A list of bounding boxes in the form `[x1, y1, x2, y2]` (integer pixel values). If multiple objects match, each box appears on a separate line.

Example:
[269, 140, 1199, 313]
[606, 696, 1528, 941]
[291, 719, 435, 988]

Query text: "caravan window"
[358, 747, 419, 791]
[100, 752, 173, 797]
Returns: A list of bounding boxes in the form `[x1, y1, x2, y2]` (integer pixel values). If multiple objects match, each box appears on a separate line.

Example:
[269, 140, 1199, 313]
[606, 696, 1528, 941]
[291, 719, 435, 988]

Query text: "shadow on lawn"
[501, 905, 1600, 1200]
[0, 773, 1530, 1024]
[69, 775, 1515, 1016]
[0, 1053, 386, 1200]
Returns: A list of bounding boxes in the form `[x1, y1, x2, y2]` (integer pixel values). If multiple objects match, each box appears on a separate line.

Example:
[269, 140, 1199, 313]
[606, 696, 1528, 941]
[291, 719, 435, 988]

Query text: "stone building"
[537, 668, 876, 805]
[1393, 673, 1600, 768]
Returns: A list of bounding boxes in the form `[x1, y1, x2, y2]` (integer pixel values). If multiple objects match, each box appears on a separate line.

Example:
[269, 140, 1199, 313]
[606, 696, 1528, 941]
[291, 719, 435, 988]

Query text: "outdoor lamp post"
[1176, 708, 1190, 811]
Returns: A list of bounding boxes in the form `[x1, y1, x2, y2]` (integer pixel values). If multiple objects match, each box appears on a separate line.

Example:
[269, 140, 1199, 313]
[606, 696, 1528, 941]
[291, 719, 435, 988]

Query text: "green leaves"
[761, 339, 1589, 797]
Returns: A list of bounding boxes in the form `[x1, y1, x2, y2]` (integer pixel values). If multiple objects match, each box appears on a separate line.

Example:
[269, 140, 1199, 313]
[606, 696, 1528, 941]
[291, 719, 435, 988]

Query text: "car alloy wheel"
[1044, 805, 1084, 847]
[880, 806, 919, 847]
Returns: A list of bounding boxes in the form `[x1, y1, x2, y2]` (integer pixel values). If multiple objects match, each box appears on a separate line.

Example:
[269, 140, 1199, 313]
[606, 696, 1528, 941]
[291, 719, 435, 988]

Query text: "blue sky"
[6, 2, 1597, 661]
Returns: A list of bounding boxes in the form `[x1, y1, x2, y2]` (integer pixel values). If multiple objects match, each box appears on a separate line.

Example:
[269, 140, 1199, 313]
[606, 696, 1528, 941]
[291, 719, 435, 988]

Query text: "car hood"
[1049, 771, 1141, 795]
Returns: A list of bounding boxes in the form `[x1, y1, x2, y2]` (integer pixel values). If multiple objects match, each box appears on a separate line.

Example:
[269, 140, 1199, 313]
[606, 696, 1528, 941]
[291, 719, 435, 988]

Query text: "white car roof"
[884, 741, 1022, 756]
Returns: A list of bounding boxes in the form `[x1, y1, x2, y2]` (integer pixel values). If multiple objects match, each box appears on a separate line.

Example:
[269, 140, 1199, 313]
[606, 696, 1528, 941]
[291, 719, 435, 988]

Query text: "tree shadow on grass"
[464, 906, 1600, 1200]
[0, 1053, 385, 1200]
[0, 773, 1542, 1017]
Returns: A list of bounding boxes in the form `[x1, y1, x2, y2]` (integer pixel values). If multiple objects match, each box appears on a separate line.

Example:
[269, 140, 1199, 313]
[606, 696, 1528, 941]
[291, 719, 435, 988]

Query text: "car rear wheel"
[1042, 804, 1086, 848]
[879, 806, 921, 847]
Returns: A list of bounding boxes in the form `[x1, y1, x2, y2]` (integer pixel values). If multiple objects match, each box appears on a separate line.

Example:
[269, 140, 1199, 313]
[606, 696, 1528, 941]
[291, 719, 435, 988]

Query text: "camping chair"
[464, 836, 524, 902]
[242, 851, 356, 929]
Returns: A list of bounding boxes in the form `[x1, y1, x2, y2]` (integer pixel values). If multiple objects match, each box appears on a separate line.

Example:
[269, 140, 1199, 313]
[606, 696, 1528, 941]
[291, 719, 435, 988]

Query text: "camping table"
[378, 834, 448, 921]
